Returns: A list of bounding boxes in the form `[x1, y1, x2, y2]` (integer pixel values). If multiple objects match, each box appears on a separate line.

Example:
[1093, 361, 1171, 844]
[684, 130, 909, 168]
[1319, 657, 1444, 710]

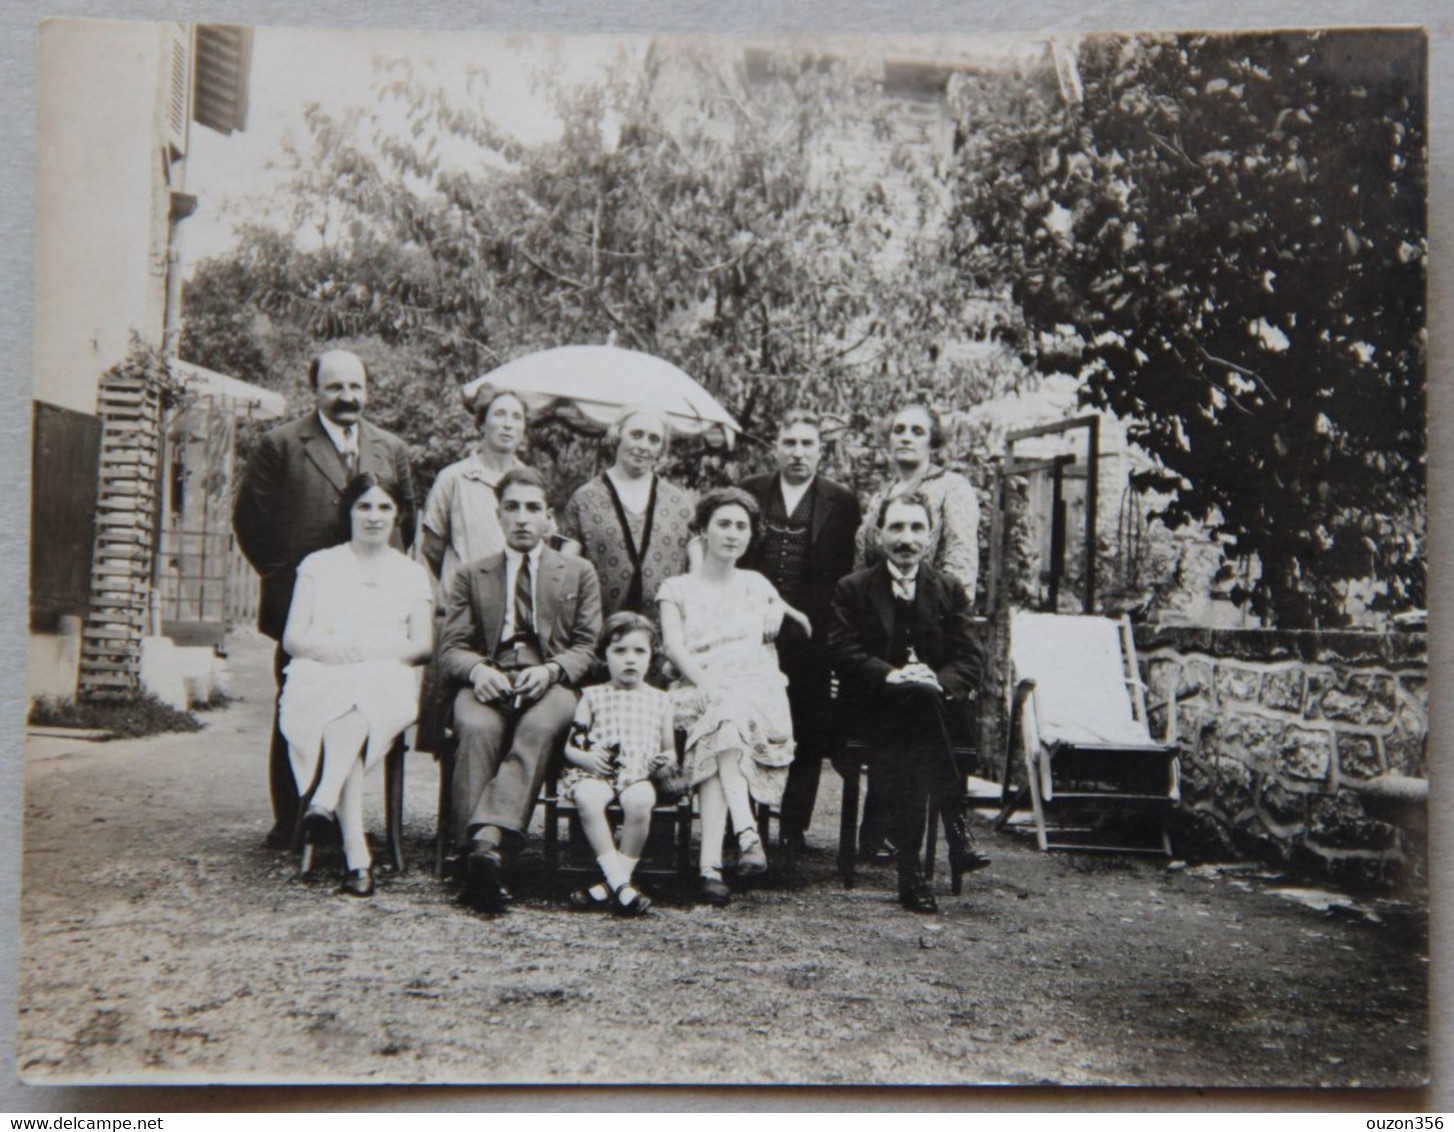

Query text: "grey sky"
[184, 27, 632, 267]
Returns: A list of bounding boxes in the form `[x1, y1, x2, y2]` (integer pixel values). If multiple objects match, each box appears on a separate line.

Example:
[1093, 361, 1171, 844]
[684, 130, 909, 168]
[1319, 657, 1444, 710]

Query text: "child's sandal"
[568, 883, 612, 910]
[611, 883, 652, 917]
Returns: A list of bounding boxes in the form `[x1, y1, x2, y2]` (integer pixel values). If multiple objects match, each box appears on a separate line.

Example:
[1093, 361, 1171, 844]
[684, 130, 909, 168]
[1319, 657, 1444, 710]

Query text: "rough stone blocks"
[1310, 792, 1395, 852]
[1180, 658, 1214, 703]
[1215, 663, 1262, 705]
[1259, 666, 1304, 713]
[1212, 757, 1255, 818]
[1178, 755, 1215, 804]
[1336, 732, 1385, 783]
[1258, 777, 1307, 831]
[1279, 727, 1332, 788]
[1320, 673, 1395, 725]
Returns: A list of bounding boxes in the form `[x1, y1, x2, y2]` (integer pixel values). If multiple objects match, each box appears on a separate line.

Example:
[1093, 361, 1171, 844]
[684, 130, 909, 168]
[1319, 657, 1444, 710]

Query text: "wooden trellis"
[78, 370, 166, 699]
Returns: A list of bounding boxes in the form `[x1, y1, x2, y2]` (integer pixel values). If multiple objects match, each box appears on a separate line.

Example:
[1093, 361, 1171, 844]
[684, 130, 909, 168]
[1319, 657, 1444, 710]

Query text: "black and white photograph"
[14, 10, 1435, 1094]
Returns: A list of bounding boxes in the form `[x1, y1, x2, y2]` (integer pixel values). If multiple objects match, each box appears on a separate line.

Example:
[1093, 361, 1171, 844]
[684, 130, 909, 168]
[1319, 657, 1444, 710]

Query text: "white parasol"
[460, 344, 739, 446]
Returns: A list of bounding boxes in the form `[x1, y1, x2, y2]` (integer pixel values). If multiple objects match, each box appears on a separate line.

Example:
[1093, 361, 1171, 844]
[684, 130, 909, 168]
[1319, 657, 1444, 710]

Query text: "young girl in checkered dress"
[560, 612, 678, 915]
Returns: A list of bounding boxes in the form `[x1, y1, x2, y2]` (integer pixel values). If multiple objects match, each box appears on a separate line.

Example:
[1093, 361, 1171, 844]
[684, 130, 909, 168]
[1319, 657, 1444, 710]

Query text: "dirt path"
[17, 631, 1428, 1086]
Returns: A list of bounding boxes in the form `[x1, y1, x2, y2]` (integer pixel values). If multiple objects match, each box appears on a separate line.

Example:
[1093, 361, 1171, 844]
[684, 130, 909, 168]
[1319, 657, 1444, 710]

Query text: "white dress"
[279, 544, 432, 789]
[656, 570, 795, 807]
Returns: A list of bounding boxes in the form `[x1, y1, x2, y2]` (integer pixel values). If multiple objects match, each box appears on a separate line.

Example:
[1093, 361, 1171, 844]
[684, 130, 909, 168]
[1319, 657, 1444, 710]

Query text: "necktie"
[891, 570, 917, 603]
[341, 426, 358, 474]
[513, 554, 534, 638]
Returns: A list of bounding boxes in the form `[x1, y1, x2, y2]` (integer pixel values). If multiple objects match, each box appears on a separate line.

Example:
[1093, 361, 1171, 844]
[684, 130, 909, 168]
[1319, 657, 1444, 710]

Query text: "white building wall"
[34, 19, 175, 415]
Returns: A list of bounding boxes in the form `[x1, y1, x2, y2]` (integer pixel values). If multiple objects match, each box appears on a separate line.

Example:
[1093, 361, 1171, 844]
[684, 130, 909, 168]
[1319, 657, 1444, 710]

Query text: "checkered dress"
[560, 683, 674, 801]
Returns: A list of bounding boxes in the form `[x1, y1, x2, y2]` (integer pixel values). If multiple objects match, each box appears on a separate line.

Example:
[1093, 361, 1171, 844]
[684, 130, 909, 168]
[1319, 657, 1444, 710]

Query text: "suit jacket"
[829, 561, 985, 702]
[738, 472, 861, 641]
[233, 412, 417, 640]
[438, 548, 603, 689]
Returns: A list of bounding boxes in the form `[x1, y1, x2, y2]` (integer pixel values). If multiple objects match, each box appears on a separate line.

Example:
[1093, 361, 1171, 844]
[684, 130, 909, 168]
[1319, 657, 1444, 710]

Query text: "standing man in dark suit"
[739, 409, 861, 854]
[233, 349, 417, 847]
[829, 492, 991, 913]
[438, 467, 603, 911]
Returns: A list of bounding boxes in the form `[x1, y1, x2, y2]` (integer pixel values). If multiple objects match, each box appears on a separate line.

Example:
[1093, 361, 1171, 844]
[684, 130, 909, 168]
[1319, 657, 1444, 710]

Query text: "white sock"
[620, 854, 640, 882]
[597, 851, 630, 890]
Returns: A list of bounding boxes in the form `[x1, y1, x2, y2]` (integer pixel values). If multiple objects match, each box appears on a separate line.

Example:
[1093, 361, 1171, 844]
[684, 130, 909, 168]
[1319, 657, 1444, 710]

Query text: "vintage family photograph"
[18, 15, 1431, 1091]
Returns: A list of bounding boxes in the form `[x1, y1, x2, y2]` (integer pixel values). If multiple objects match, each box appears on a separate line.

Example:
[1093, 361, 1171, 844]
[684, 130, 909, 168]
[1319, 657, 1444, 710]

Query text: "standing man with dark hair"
[830, 492, 991, 913]
[739, 409, 861, 854]
[233, 349, 417, 848]
[439, 466, 602, 911]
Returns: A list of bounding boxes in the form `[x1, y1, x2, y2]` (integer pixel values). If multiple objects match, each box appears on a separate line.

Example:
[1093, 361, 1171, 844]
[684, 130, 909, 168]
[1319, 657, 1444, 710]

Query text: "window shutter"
[164, 25, 189, 158]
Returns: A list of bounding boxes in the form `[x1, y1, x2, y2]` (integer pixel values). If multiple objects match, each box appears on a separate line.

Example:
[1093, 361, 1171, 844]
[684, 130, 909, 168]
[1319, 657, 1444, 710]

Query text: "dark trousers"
[778, 640, 836, 837]
[451, 684, 577, 852]
[861, 682, 966, 879]
[269, 644, 301, 833]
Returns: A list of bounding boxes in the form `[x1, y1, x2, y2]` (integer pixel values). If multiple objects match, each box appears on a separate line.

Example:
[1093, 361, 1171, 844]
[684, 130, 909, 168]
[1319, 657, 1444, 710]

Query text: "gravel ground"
[17, 631, 1429, 1087]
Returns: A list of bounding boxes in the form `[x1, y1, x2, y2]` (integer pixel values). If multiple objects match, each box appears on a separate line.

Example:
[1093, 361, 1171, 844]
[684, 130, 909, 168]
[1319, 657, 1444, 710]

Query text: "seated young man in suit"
[438, 466, 603, 910]
[828, 491, 991, 913]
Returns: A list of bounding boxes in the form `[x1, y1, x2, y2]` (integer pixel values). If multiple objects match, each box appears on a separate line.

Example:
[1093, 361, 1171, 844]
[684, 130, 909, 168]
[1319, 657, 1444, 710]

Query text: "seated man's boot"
[942, 802, 991, 895]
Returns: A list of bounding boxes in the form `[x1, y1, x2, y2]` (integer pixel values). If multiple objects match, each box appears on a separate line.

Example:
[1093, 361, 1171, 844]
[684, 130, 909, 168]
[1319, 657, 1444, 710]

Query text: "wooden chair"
[540, 761, 696, 898]
[834, 697, 979, 888]
[430, 729, 458, 877]
[296, 733, 410, 875]
[992, 611, 1180, 855]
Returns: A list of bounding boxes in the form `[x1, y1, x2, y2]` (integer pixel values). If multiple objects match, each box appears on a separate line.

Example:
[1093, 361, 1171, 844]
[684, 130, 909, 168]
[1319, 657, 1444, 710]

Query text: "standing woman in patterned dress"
[854, 401, 981, 599]
[558, 405, 695, 619]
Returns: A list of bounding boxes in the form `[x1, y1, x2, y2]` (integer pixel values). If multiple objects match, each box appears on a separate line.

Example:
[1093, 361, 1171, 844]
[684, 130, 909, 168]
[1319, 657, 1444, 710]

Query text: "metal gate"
[156, 393, 260, 643]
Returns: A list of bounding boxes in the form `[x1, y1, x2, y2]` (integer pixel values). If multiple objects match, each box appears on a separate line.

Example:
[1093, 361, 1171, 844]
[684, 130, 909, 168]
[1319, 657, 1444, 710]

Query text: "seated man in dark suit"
[829, 491, 991, 913]
[438, 467, 603, 910]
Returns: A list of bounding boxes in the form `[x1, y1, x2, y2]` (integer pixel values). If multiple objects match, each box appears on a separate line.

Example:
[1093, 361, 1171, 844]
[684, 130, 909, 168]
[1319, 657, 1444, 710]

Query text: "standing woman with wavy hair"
[854, 401, 981, 599]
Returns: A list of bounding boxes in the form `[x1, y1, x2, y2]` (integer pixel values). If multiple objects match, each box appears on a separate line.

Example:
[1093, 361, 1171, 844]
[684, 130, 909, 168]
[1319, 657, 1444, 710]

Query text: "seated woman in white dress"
[279, 473, 434, 897]
[657, 488, 808, 907]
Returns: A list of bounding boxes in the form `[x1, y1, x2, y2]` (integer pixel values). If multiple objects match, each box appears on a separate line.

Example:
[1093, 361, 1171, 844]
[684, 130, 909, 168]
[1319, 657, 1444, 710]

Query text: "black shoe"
[944, 808, 991, 895]
[464, 848, 506, 911]
[297, 804, 338, 875]
[341, 867, 375, 898]
[899, 883, 939, 914]
[611, 882, 653, 917]
[568, 884, 612, 911]
[265, 823, 294, 850]
[302, 804, 337, 841]
[781, 828, 813, 855]
[698, 872, 731, 907]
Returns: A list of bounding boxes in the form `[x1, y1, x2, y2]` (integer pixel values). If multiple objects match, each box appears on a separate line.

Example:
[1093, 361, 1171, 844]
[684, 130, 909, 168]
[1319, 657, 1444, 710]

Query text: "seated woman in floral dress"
[656, 487, 808, 906]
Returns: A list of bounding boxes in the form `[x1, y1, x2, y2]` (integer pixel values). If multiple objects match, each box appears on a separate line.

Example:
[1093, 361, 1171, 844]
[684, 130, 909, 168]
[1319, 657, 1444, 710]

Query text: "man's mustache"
[890, 543, 920, 554]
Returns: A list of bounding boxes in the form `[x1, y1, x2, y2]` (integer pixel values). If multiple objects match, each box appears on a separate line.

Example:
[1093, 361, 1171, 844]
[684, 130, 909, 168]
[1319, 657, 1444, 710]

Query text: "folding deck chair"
[993, 611, 1180, 855]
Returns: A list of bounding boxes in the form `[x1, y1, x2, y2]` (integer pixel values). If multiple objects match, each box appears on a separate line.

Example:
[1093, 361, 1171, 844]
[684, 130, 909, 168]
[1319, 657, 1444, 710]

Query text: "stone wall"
[1134, 625, 1428, 891]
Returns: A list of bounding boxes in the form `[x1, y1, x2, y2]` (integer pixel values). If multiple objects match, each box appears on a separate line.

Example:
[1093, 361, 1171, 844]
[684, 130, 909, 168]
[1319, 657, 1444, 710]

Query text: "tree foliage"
[947, 30, 1427, 625]
[183, 42, 1033, 505]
